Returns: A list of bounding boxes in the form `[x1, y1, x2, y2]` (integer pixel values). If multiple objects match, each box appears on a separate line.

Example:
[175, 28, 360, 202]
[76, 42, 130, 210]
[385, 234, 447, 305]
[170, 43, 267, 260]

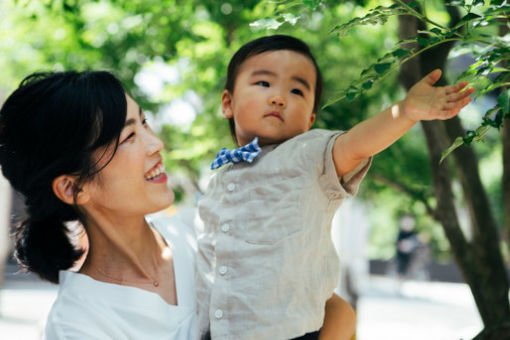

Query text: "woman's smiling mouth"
[144, 162, 167, 183]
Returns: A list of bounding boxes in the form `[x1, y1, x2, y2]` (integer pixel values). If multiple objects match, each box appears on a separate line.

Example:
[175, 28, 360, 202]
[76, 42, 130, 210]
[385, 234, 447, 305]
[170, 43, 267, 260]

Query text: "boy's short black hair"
[225, 35, 323, 144]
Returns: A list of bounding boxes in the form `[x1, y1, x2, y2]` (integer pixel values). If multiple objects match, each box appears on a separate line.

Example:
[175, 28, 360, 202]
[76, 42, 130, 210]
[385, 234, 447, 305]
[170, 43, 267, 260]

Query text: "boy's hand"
[401, 69, 475, 122]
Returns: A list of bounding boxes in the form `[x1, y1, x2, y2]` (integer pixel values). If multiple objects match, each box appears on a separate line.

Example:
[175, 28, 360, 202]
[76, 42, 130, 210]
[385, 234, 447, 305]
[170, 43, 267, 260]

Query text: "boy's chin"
[256, 135, 288, 146]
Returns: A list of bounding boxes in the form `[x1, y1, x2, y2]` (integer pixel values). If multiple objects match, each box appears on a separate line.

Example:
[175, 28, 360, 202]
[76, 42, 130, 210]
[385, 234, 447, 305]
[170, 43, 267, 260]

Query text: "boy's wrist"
[397, 100, 419, 124]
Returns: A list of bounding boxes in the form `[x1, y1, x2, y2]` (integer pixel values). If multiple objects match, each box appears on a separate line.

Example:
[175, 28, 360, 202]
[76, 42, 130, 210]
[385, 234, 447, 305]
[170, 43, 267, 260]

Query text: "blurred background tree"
[0, 0, 508, 338]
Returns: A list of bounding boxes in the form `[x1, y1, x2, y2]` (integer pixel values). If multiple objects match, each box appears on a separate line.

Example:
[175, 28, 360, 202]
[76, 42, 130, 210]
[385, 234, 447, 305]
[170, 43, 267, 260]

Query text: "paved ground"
[1, 272, 482, 340]
[356, 276, 482, 340]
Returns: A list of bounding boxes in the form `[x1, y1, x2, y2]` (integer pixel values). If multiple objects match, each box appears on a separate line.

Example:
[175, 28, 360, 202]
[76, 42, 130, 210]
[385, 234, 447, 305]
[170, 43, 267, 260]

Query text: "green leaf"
[460, 13, 482, 23]
[417, 36, 429, 46]
[374, 62, 391, 74]
[472, 125, 491, 142]
[463, 130, 476, 145]
[408, 1, 420, 8]
[498, 88, 510, 114]
[440, 137, 464, 163]
[392, 48, 411, 58]
[362, 80, 374, 89]
[346, 91, 357, 101]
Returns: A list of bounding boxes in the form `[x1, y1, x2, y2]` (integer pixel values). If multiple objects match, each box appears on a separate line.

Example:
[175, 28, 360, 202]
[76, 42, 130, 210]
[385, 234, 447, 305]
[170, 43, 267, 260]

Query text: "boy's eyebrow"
[292, 76, 311, 91]
[251, 69, 276, 77]
[251, 69, 311, 90]
[123, 107, 143, 127]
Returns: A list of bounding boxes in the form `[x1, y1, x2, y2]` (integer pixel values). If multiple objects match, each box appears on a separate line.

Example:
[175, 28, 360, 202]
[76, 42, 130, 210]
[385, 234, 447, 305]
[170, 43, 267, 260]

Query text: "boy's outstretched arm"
[333, 69, 475, 177]
[320, 293, 356, 340]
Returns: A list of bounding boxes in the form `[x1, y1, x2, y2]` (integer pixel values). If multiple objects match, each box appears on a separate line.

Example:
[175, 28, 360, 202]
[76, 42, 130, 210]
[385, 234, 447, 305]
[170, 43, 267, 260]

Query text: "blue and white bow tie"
[210, 137, 262, 170]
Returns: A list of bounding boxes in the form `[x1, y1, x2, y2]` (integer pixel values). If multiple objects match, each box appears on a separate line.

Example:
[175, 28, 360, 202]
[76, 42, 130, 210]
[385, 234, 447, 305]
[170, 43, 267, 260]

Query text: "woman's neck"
[79, 213, 164, 284]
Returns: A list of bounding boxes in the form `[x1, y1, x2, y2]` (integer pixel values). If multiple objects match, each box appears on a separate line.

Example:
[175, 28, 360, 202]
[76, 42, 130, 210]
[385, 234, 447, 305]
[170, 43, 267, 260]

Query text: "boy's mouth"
[264, 111, 284, 121]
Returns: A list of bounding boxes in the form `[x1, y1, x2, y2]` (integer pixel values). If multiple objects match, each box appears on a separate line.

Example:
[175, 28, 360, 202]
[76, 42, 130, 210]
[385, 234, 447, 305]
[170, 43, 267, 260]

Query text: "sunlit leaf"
[440, 137, 464, 163]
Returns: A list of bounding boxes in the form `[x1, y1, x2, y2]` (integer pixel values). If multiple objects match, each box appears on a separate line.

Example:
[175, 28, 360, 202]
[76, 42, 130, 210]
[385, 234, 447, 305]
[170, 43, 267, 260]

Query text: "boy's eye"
[255, 81, 270, 87]
[291, 88, 303, 96]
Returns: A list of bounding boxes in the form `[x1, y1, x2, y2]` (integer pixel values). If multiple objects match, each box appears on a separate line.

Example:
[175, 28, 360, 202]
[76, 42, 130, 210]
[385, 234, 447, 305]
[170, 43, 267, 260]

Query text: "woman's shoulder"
[45, 270, 197, 339]
[44, 272, 115, 338]
[147, 210, 197, 252]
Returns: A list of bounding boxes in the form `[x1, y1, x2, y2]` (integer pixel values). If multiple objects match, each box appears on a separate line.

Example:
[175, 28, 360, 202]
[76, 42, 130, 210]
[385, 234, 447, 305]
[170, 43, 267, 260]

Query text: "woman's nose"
[146, 130, 164, 156]
[268, 94, 286, 109]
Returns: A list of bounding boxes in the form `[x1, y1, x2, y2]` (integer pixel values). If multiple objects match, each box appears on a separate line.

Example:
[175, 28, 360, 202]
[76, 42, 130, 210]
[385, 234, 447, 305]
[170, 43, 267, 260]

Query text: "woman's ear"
[221, 90, 233, 119]
[52, 175, 89, 205]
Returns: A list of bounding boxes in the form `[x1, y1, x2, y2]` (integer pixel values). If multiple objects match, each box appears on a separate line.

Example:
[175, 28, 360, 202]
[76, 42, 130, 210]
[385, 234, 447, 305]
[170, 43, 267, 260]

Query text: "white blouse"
[44, 215, 197, 340]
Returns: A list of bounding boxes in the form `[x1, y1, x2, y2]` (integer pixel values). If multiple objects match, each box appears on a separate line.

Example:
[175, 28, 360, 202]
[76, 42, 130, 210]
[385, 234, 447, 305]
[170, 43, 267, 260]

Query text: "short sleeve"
[281, 129, 370, 201]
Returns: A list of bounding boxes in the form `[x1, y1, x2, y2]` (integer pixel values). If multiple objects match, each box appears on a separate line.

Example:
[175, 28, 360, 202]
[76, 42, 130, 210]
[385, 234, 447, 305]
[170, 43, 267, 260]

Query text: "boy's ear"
[52, 175, 90, 205]
[308, 112, 316, 128]
[221, 90, 233, 119]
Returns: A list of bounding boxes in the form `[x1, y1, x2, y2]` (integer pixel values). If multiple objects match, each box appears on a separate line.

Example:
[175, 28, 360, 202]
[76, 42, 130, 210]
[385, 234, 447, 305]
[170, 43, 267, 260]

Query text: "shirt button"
[219, 266, 228, 275]
[214, 309, 223, 319]
[227, 183, 236, 191]
[221, 224, 230, 233]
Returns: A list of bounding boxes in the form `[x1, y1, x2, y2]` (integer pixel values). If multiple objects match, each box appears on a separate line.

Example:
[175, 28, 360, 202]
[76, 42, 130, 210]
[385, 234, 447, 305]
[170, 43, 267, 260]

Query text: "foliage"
[1, 0, 506, 259]
[263, 0, 509, 161]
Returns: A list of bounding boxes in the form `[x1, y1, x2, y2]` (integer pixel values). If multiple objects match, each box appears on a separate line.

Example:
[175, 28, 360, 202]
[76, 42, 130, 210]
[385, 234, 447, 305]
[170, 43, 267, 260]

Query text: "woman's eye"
[255, 81, 270, 87]
[291, 88, 303, 96]
[142, 117, 149, 127]
[121, 132, 135, 144]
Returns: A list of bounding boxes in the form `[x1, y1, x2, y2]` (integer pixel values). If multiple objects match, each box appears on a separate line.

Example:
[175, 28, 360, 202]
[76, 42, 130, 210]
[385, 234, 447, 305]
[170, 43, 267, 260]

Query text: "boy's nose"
[268, 95, 286, 109]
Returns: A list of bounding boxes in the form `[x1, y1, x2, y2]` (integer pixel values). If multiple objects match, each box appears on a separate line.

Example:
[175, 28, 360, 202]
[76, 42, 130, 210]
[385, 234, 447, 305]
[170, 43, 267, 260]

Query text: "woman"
[0, 71, 197, 339]
[0, 71, 354, 340]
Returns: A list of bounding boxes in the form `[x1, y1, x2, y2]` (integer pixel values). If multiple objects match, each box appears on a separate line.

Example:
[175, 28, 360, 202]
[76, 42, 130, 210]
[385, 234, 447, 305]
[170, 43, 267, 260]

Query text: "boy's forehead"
[238, 50, 317, 81]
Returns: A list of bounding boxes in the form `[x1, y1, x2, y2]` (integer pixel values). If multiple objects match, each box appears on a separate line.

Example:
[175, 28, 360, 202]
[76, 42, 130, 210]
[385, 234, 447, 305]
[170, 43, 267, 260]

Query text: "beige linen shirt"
[196, 129, 371, 340]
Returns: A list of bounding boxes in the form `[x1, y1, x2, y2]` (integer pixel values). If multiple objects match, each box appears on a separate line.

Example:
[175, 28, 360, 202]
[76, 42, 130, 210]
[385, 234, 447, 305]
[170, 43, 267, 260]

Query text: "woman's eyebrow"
[123, 107, 143, 127]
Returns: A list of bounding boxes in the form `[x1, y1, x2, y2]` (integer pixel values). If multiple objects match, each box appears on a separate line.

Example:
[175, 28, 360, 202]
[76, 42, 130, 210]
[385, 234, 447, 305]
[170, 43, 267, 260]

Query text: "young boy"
[195, 35, 473, 340]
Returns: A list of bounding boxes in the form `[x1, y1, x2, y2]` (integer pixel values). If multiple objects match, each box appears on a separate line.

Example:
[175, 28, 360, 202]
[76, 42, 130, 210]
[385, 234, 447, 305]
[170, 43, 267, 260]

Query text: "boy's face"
[222, 50, 317, 146]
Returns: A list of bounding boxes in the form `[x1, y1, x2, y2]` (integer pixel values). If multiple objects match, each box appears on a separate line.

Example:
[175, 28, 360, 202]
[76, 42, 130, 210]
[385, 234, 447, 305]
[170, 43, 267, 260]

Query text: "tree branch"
[371, 172, 436, 219]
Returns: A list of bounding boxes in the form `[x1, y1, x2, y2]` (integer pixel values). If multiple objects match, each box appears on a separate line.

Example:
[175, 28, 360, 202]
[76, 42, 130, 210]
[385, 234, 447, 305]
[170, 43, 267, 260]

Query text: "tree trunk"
[398, 4, 510, 338]
[501, 18, 510, 254]
[504, 119, 510, 248]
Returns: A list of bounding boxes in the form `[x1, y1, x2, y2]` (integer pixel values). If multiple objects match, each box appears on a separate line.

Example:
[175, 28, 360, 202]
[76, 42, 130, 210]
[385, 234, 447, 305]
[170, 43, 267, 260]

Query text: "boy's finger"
[447, 89, 473, 102]
[425, 69, 442, 85]
[446, 81, 469, 94]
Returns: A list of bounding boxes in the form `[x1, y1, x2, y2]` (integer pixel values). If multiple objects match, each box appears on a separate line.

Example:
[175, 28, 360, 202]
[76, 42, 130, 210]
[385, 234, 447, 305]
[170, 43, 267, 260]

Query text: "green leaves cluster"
[329, 3, 412, 38]
[276, 0, 509, 159]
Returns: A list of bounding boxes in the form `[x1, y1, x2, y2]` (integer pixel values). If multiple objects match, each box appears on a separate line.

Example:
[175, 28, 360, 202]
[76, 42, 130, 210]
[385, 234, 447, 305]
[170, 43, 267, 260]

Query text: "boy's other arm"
[319, 293, 356, 340]
[332, 69, 474, 177]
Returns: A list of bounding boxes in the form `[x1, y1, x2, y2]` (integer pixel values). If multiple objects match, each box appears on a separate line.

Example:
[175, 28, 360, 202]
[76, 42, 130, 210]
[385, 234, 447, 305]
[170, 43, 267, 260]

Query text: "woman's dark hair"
[0, 70, 127, 283]
[225, 34, 324, 144]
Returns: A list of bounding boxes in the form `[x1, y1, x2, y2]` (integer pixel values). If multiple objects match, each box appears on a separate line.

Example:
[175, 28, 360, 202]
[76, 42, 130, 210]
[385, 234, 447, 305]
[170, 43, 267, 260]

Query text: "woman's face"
[82, 95, 174, 217]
